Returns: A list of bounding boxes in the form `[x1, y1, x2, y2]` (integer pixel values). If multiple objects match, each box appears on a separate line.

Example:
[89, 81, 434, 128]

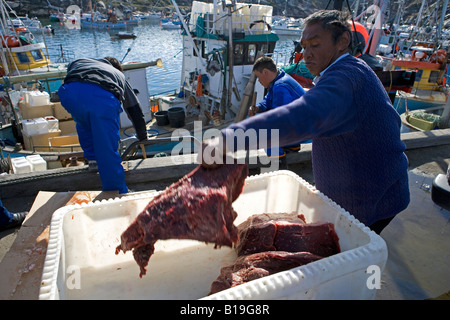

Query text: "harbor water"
[34, 19, 301, 97]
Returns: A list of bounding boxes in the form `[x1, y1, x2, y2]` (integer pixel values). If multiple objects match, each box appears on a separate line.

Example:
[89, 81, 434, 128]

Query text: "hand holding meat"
[115, 163, 248, 277]
[197, 136, 228, 169]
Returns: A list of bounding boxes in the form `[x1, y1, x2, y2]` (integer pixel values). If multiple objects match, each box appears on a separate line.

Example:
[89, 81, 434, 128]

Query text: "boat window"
[428, 70, 440, 83]
[234, 43, 245, 65]
[260, 44, 269, 54]
[16, 52, 30, 64]
[193, 40, 206, 58]
[233, 42, 276, 65]
[31, 50, 44, 62]
[248, 44, 257, 64]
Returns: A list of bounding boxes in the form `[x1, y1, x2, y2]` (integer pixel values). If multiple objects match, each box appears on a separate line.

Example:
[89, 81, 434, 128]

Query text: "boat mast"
[225, 0, 235, 118]
[366, 0, 390, 56]
[171, 0, 203, 62]
[437, 0, 449, 47]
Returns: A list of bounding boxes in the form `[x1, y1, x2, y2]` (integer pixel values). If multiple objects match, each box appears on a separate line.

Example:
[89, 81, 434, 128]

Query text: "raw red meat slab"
[236, 213, 340, 257]
[209, 251, 323, 294]
[115, 163, 248, 277]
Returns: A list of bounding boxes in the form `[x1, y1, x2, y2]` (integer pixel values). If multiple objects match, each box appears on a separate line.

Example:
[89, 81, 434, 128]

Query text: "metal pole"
[227, 2, 234, 118]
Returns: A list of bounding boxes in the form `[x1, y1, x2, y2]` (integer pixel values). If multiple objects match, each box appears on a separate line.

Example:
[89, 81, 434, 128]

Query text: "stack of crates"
[18, 91, 79, 152]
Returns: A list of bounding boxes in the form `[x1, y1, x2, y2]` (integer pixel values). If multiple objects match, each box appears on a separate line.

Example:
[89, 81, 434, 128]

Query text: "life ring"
[350, 21, 369, 55]
[430, 49, 447, 64]
[11, 27, 26, 32]
[1, 35, 19, 47]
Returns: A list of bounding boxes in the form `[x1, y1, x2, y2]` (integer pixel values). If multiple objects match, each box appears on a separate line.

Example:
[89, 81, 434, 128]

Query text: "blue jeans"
[58, 82, 128, 194]
[0, 199, 13, 227]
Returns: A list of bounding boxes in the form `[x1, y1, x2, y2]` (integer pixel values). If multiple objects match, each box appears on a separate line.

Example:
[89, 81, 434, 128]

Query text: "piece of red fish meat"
[209, 251, 323, 295]
[236, 213, 340, 257]
[115, 163, 248, 277]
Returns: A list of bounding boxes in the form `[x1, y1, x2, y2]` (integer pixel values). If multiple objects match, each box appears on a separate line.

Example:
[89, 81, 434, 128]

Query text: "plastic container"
[26, 154, 47, 172]
[44, 116, 59, 132]
[168, 107, 185, 128]
[11, 157, 32, 174]
[39, 171, 387, 300]
[22, 118, 49, 136]
[407, 114, 435, 131]
[154, 111, 169, 126]
[23, 91, 50, 106]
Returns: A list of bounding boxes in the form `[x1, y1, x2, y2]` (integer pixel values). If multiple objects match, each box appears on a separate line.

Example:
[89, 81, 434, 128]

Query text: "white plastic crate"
[44, 116, 59, 132]
[23, 91, 50, 106]
[26, 154, 47, 172]
[39, 171, 387, 300]
[22, 118, 49, 136]
[11, 157, 32, 174]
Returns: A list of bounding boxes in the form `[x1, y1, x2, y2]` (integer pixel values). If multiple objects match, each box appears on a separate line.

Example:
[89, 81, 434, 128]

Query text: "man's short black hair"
[253, 56, 277, 73]
[104, 56, 123, 72]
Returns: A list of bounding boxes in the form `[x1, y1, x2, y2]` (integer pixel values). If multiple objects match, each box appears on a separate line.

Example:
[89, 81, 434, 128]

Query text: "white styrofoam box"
[26, 154, 47, 172]
[22, 118, 49, 135]
[159, 96, 185, 112]
[39, 171, 387, 300]
[23, 91, 50, 106]
[44, 116, 59, 132]
[11, 157, 32, 174]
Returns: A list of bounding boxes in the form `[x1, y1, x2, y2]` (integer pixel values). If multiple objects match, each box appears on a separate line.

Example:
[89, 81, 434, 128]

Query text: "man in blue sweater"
[199, 10, 410, 234]
[249, 56, 305, 168]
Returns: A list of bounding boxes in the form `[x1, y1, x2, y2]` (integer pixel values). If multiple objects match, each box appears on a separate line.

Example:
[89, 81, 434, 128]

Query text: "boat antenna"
[120, 47, 132, 63]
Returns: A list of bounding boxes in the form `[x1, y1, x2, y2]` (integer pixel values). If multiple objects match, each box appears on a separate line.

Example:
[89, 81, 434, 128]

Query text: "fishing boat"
[0, 60, 162, 173]
[0, 0, 162, 173]
[371, 0, 450, 114]
[118, 0, 280, 160]
[17, 15, 44, 33]
[160, 20, 182, 30]
[156, 0, 277, 124]
[388, 46, 449, 114]
[80, 3, 139, 30]
[270, 18, 302, 37]
[401, 98, 450, 132]
[111, 31, 137, 40]
[81, 18, 139, 30]
[0, 1, 66, 77]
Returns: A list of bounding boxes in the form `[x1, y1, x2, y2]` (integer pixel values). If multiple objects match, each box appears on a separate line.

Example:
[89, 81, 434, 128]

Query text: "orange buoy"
[1, 35, 19, 47]
[350, 21, 369, 48]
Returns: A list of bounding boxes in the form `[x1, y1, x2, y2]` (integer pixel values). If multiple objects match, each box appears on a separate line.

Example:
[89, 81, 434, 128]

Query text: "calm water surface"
[34, 19, 300, 97]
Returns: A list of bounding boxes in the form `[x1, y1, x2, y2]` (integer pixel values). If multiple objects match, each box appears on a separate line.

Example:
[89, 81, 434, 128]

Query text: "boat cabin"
[175, 0, 279, 121]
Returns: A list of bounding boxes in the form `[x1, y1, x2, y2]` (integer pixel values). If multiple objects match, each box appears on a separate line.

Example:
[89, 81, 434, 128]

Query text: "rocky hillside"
[6, 0, 450, 27]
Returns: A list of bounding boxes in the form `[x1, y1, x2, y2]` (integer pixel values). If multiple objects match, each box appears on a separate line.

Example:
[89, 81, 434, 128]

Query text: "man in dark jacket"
[58, 57, 147, 194]
[199, 10, 410, 234]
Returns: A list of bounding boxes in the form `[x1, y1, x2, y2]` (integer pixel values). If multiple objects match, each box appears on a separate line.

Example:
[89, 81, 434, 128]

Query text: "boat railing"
[120, 135, 201, 161]
[45, 44, 75, 63]
[31, 145, 82, 153]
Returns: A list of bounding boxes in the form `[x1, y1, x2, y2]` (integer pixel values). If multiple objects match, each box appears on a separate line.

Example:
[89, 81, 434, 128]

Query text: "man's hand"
[197, 137, 228, 169]
[248, 105, 259, 117]
[137, 131, 148, 142]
